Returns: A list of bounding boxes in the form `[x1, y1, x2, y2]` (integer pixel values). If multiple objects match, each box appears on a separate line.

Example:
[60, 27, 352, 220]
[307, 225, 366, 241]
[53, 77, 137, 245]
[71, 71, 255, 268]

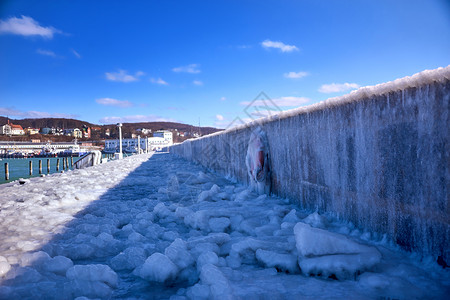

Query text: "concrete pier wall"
[170, 67, 450, 262]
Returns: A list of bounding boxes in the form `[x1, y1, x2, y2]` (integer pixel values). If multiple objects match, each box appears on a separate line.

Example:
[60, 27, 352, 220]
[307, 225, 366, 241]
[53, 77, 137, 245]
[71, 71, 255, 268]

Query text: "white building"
[137, 128, 152, 135]
[153, 130, 173, 144]
[0, 124, 11, 135]
[104, 131, 173, 153]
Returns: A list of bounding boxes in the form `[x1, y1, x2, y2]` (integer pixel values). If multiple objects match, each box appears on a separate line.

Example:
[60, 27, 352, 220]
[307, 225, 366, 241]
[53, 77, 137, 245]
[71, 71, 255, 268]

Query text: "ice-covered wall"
[171, 67, 450, 262]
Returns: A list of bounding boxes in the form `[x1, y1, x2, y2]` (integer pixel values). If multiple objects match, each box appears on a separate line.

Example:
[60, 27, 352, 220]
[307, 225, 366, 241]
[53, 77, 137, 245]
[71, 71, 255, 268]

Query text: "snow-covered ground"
[0, 153, 448, 299]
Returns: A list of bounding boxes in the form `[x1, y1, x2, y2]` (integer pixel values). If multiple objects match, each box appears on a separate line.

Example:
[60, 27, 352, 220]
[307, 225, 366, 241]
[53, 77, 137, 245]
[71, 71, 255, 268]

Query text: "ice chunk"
[0, 256, 11, 277]
[282, 209, 300, 224]
[226, 251, 241, 269]
[184, 210, 210, 231]
[197, 251, 219, 272]
[175, 206, 193, 219]
[302, 212, 328, 229]
[186, 171, 212, 184]
[208, 217, 230, 233]
[186, 283, 210, 300]
[199, 264, 233, 299]
[190, 243, 220, 260]
[66, 264, 118, 288]
[137, 253, 179, 283]
[90, 232, 123, 256]
[154, 202, 172, 219]
[110, 247, 146, 271]
[65, 278, 113, 299]
[197, 184, 220, 202]
[167, 175, 180, 200]
[44, 256, 74, 275]
[245, 127, 271, 195]
[165, 239, 194, 270]
[187, 233, 231, 248]
[4, 266, 43, 283]
[20, 251, 51, 267]
[63, 244, 95, 260]
[255, 249, 298, 273]
[161, 230, 180, 241]
[294, 222, 381, 279]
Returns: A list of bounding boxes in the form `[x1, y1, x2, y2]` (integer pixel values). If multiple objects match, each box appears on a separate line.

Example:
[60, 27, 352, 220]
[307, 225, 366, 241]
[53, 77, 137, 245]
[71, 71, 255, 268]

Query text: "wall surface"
[171, 67, 450, 262]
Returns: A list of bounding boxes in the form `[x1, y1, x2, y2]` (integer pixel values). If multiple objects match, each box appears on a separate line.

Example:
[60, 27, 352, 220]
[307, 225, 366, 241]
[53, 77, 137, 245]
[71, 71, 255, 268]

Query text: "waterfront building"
[41, 127, 56, 135]
[10, 123, 25, 135]
[0, 123, 11, 135]
[64, 128, 82, 138]
[24, 127, 40, 135]
[153, 130, 173, 144]
[104, 131, 173, 152]
[137, 128, 152, 135]
[82, 126, 91, 138]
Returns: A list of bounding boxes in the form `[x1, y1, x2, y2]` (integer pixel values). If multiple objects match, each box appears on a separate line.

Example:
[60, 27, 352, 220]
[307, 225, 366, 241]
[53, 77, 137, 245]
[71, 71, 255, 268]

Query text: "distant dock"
[0, 141, 102, 158]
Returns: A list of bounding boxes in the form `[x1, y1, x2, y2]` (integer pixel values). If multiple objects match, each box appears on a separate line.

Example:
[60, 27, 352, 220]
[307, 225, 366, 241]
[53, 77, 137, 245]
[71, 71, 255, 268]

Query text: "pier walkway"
[0, 153, 448, 299]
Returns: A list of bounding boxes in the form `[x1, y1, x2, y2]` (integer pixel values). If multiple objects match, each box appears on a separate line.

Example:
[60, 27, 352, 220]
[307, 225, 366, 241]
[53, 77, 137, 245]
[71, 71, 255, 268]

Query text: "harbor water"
[0, 157, 75, 184]
[0, 153, 133, 184]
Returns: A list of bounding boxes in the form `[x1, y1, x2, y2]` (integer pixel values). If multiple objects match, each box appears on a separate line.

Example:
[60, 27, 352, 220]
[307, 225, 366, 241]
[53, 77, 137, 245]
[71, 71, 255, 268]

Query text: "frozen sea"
[0, 153, 448, 299]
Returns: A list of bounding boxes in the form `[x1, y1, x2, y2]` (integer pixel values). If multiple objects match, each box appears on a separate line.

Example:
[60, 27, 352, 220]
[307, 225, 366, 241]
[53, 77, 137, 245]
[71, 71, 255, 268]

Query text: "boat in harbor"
[60, 145, 88, 157]
[123, 146, 137, 154]
[39, 143, 56, 156]
[102, 146, 118, 154]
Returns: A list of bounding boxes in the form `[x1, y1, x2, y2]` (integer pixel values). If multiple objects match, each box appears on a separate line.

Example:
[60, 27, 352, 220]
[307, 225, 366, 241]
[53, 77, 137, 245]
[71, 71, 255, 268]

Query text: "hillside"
[0, 117, 222, 142]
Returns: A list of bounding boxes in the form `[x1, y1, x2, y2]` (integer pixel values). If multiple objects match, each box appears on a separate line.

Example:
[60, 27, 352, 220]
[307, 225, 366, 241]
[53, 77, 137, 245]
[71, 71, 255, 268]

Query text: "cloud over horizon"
[0, 15, 62, 38]
[150, 77, 169, 85]
[36, 49, 58, 57]
[0, 107, 77, 119]
[284, 71, 309, 79]
[96, 98, 133, 108]
[318, 82, 360, 93]
[71, 49, 81, 59]
[172, 64, 201, 74]
[105, 70, 145, 82]
[99, 114, 177, 124]
[261, 40, 298, 52]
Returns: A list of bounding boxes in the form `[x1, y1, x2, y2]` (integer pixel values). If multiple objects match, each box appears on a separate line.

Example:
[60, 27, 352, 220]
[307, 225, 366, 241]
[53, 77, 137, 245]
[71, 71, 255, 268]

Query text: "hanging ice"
[74, 150, 102, 169]
[245, 127, 271, 194]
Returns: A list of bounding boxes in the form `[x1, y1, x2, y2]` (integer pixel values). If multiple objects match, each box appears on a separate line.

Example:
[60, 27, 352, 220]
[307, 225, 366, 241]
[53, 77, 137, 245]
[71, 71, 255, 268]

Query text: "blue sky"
[0, 0, 449, 128]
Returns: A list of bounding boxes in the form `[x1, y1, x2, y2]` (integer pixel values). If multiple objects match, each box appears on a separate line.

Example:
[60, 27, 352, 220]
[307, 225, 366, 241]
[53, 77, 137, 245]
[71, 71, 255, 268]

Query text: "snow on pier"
[0, 153, 448, 299]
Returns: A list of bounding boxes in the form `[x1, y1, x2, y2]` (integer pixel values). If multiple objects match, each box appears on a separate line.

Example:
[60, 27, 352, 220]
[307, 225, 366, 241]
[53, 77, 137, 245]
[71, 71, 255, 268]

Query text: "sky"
[0, 0, 449, 128]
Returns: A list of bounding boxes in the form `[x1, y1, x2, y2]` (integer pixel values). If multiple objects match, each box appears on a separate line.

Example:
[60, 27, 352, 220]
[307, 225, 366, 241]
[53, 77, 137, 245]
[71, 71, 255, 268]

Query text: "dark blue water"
[0, 153, 134, 184]
[0, 157, 75, 184]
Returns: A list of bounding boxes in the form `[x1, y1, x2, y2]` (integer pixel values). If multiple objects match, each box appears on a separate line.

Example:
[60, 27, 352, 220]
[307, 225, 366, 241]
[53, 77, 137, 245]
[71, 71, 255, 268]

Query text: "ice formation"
[171, 66, 449, 264]
[294, 222, 382, 279]
[245, 127, 271, 194]
[73, 150, 102, 169]
[0, 153, 448, 299]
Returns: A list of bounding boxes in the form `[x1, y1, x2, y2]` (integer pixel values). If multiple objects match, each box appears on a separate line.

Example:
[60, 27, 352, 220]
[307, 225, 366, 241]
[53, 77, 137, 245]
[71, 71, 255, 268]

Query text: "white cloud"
[0, 15, 62, 38]
[220, 97, 226, 101]
[240, 96, 310, 107]
[261, 40, 298, 52]
[71, 49, 81, 59]
[96, 98, 133, 108]
[0, 107, 76, 118]
[172, 64, 200, 74]
[105, 70, 145, 82]
[284, 71, 309, 79]
[150, 77, 169, 85]
[318, 83, 360, 93]
[193, 80, 203, 86]
[99, 114, 177, 124]
[216, 114, 224, 121]
[36, 49, 57, 57]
